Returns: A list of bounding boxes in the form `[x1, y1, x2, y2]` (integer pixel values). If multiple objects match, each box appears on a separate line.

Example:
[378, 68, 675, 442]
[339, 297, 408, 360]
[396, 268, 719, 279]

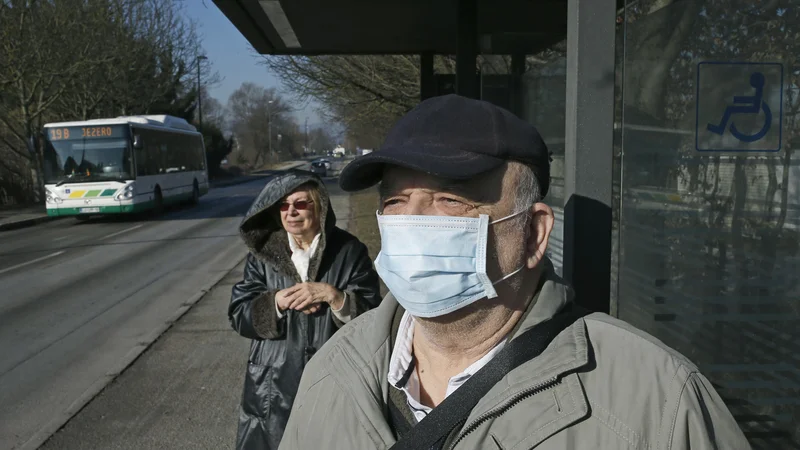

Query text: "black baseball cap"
[338, 94, 551, 197]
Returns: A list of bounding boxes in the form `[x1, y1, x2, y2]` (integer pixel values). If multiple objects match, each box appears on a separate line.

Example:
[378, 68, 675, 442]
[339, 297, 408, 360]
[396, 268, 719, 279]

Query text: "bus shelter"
[214, 0, 800, 447]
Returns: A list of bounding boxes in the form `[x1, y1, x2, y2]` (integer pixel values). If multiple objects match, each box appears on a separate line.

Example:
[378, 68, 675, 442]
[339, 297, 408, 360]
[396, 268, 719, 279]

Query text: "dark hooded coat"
[229, 170, 381, 450]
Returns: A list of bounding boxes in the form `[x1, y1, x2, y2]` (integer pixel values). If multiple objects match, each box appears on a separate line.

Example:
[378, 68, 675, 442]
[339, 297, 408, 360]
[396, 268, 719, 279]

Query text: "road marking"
[101, 224, 143, 240]
[53, 236, 70, 242]
[0, 250, 65, 276]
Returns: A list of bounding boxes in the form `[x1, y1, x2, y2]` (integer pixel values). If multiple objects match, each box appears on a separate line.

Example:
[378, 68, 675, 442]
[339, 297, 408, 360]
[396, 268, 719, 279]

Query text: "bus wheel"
[153, 188, 164, 215]
[190, 181, 200, 205]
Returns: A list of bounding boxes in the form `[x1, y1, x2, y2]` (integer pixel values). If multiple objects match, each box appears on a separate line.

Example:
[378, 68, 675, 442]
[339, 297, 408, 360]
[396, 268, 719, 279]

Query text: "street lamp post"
[196, 55, 208, 132]
[268, 100, 274, 160]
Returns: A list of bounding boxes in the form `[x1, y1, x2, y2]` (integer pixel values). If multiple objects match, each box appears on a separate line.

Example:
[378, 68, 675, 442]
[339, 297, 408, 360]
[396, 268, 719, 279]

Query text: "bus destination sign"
[47, 125, 125, 141]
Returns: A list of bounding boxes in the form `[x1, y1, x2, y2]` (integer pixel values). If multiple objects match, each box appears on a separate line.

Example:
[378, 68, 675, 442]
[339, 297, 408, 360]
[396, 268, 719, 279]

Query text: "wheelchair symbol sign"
[695, 62, 783, 152]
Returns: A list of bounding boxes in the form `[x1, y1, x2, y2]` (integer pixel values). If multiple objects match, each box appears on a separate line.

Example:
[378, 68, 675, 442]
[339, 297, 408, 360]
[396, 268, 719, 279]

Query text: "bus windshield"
[43, 131, 134, 185]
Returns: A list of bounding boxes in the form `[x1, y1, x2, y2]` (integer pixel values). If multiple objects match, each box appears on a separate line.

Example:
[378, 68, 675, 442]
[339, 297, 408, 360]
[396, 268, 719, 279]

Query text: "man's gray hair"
[512, 162, 542, 219]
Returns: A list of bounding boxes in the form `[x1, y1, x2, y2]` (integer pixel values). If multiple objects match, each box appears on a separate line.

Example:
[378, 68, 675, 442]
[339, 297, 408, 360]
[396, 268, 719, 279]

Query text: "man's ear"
[525, 203, 554, 269]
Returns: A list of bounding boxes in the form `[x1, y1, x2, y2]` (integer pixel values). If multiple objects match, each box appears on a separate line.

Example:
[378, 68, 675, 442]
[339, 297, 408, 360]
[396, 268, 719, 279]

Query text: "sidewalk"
[0, 204, 54, 231]
[40, 262, 249, 450]
[251, 160, 308, 174]
[38, 181, 358, 450]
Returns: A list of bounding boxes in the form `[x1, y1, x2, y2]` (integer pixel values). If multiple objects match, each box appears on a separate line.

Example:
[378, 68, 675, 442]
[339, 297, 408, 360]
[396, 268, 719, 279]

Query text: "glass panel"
[476, 50, 567, 275]
[479, 55, 514, 113]
[43, 138, 133, 184]
[618, 1, 800, 447]
[521, 47, 567, 276]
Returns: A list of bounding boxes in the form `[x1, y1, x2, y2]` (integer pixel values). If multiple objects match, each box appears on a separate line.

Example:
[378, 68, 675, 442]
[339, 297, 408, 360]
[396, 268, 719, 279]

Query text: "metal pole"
[420, 52, 435, 101]
[196, 55, 207, 132]
[456, 0, 478, 99]
[268, 103, 272, 158]
[562, 0, 616, 313]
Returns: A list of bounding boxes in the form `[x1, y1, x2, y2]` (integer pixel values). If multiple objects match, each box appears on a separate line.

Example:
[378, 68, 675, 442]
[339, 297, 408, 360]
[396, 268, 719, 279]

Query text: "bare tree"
[262, 55, 424, 145]
[0, 0, 214, 205]
[200, 90, 228, 132]
[262, 52, 570, 149]
[228, 82, 295, 168]
[0, 0, 116, 200]
[307, 126, 336, 154]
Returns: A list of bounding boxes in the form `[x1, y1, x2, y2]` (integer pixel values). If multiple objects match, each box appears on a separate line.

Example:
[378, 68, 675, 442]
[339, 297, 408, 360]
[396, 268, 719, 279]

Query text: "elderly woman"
[228, 170, 381, 450]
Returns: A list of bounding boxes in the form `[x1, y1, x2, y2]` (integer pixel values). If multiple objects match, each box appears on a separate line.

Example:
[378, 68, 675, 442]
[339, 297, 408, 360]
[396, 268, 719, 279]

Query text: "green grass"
[347, 187, 388, 297]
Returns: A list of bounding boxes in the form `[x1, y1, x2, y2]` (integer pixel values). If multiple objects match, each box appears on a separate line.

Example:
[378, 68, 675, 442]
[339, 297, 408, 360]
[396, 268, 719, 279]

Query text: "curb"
[209, 176, 265, 189]
[0, 215, 62, 232]
[251, 161, 308, 174]
[211, 162, 308, 189]
[23, 249, 250, 450]
[274, 161, 308, 171]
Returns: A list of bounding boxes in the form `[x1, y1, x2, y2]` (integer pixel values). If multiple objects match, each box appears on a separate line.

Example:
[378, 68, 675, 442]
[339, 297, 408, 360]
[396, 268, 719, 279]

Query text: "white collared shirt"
[387, 311, 507, 422]
[287, 232, 321, 282]
[276, 232, 351, 321]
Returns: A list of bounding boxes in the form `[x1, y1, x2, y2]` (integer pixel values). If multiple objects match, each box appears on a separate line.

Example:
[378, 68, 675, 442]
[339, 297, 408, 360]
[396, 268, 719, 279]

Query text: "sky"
[184, 1, 323, 128]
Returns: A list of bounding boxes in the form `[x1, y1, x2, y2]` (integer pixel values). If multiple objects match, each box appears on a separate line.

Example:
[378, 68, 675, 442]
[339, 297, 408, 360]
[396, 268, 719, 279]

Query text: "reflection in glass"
[521, 49, 567, 275]
[618, 1, 800, 448]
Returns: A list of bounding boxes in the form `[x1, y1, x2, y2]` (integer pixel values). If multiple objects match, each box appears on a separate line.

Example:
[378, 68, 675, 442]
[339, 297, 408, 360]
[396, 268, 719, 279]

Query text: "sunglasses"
[280, 200, 314, 212]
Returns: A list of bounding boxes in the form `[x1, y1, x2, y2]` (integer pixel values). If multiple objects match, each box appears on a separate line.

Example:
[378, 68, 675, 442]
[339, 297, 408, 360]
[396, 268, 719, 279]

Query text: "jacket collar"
[501, 257, 590, 381]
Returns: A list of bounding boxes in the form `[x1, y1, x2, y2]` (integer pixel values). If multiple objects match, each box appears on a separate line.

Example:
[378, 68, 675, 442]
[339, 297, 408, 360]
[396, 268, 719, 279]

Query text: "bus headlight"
[46, 188, 62, 204]
[115, 184, 136, 201]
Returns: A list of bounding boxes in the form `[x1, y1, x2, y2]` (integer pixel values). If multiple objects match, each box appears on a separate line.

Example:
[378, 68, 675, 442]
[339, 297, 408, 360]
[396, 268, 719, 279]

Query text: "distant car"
[310, 160, 327, 177]
[314, 158, 332, 169]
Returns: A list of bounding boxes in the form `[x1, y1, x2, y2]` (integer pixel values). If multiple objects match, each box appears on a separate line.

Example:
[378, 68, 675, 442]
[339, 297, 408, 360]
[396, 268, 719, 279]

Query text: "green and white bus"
[42, 115, 209, 218]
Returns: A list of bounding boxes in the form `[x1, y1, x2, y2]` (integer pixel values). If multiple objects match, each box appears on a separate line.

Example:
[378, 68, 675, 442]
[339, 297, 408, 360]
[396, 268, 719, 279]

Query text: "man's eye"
[383, 199, 401, 207]
[440, 197, 461, 204]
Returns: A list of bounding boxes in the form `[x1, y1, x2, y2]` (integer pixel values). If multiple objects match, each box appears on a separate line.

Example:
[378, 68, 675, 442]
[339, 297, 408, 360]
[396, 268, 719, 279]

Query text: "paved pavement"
[0, 205, 53, 231]
[0, 158, 353, 449]
[38, 265, 249, 450]
[0, 163, 324, 450]
[37, 179, 352, 450]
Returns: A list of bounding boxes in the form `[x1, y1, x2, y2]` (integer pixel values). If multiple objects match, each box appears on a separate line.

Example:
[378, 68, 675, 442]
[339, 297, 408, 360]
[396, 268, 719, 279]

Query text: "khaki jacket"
[279, 263, 750, 450]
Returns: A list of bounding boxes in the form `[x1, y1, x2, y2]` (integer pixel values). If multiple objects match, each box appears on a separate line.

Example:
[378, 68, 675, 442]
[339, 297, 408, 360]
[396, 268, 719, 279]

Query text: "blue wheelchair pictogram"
[706, 72, 771, 142]
[696, 62, 782, 152]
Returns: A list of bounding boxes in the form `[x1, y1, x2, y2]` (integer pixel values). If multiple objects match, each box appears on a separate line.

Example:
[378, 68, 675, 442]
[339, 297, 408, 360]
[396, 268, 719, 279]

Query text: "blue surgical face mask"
[374, 209, 528, 318]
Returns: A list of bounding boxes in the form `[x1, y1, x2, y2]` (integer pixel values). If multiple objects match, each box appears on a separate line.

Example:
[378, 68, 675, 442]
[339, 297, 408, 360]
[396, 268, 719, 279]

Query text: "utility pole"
[268, 100, 273, 161]
[196, 55, 207, 132]
[304, 117, 309, 155]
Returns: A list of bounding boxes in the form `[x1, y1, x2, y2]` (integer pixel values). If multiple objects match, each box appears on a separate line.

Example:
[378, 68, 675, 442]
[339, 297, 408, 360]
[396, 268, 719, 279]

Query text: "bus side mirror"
[133, 134, 143, 150]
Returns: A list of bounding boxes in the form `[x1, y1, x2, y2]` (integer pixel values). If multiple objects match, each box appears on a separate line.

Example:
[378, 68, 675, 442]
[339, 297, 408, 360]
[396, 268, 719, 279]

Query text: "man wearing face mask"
[277, 94, 750, 450]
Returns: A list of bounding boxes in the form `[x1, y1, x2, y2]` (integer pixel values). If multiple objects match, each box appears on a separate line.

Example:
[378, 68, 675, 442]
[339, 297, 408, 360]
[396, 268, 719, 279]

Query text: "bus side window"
[160, 144, 168, 173]
[175, 135, 188, 172]
[197, 136, 206, 170]
[166, 135, 182, 172]
[185, 136, 195, 171]
[148, 132, 162, 175]
[135, 132, 149, 176]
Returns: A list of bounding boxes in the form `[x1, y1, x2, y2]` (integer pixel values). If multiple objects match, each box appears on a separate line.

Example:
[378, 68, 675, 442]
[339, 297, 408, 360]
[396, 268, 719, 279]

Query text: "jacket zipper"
[448, 377, 560, 449]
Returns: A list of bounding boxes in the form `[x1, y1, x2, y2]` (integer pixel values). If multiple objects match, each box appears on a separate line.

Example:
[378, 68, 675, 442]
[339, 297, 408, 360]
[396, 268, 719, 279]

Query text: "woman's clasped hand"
[275, 282, 345, 315]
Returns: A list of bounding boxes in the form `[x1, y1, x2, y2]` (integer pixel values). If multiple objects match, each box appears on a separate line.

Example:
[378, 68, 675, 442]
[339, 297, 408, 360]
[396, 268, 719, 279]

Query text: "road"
[0, 174, 282, 450]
